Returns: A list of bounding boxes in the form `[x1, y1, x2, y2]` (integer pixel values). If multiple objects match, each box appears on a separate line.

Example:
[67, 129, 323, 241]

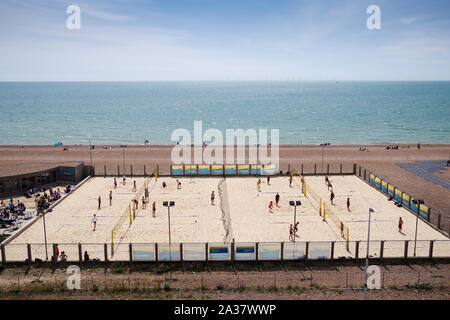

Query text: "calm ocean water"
[0, 81, 449, 145]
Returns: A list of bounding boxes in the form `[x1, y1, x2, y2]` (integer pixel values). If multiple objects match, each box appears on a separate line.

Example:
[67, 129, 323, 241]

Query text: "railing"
[1, 240, 449, 264]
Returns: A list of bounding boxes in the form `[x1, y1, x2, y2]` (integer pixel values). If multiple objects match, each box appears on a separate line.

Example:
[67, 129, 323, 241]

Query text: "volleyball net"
[291, 169, 349, 250]
[111, 168, 158, 256]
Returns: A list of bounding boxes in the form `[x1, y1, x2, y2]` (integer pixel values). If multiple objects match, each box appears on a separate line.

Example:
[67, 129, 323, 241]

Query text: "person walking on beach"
[109, 191, 112, 206]
[289, 224, 294, 241]
[330, 191, 335, 205]
[98, 196, 101, 210]
[289, 175, 293, 187]
[122, 175, 126, 185]
[325, 175, 329, 185]
[145, 189, 149, 203]
[177, 180, 182, 189]
[152, 201, 156, 217]
[340, 222, 345, 238]
[275, 193, 280, 206]
[211, 191, 215, 205]
[257, 179, 261, 191]
[294, 221, 299, 234]
[327, 180, 332, 191]
[92, 214, 97, 231]
[398, 217, 403, 233]
[346, 197, 350, 212]
[267, 176, 270, 185]
[114, 178, 117, 189]
[141, 196, 146, 209]
[132, 180, 137, 192]
[269, 201, 273, 213]
[162, 181, 167, 188]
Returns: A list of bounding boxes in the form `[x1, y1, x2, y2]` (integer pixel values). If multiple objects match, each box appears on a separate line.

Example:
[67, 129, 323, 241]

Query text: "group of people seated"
[0, 199, 27, 229]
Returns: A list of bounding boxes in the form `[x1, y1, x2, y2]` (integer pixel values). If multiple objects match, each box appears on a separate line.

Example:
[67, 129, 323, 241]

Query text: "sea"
[0, 81, 449, 145]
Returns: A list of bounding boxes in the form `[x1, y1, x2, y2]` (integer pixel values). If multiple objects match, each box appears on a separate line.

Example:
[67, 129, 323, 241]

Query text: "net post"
[346, 229, 349, 251]
[323, 206, 326, 221]
[129, 204, 132, 224]
[319, 198, 322, 216]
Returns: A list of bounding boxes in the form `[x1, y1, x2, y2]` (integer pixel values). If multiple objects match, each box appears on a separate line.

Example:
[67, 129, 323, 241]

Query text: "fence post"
[0, 244, 5, 264]
[78, 243, 82, 264]
[301, 164, 304, 175]
[359, 166, 361, 177]
[305, 242, 309, 263]
[129, 243, 133, 263]
[180, 243, 183, 261]
[404, 240, 409, 259]
[144, 165, 146, 176]
[352, 163, 357, 174]
[231, 239, 235, 261]
[364, 169, 367, 180]
[340, 164, 342, 175]
[104, 243, 108, 262]
[255, 242, 259, 262]
[330, 242, 335, 261]
[288, 164, 290, 175]
[355, 241, 359, 260]
[437, 214, 441, 229]
[428, 208, 431, 222]
[155, 243, 159, 262]
[104, 165, 106, 178]
[131, 165, 133, 178]
[27, 244, 32, 265]
[429, 240, 434, 259]
[118, 165, 120, 177]
[380, 241, 384, 260]
[327, 163, 329, 174]
[52, 244, 57, 264]
[157, 165, 159, 177]
[314, 164, 317, 175]
[205, 243, 208, 262]
[280, 242, 284, 261]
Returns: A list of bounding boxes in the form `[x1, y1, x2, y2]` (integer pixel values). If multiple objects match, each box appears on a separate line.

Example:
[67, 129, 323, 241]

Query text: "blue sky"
[0, 0, 449, 81]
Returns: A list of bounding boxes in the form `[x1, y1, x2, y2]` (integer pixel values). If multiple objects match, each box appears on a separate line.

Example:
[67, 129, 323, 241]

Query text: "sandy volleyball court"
[4, 175, 449, 261]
